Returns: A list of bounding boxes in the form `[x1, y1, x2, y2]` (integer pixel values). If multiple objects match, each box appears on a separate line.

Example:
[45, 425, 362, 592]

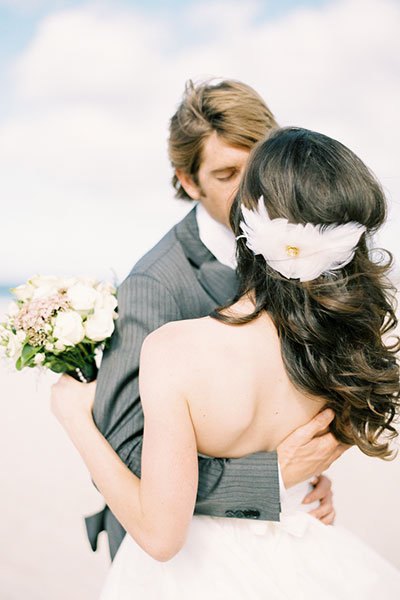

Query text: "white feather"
[239, 196, 366, 282]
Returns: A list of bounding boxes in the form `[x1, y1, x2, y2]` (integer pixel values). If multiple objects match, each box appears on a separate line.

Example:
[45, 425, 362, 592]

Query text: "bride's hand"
[51, 374, 96, 434]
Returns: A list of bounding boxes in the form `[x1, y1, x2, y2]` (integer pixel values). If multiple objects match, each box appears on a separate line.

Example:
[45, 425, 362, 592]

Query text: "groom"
[87, 79, 343, 559]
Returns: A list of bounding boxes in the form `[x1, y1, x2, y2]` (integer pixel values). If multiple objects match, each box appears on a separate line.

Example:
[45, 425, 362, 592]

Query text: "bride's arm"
[51, 329, 198, 562]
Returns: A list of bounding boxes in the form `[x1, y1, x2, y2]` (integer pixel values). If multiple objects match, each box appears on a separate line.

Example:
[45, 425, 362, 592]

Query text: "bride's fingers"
[51, 377, 96, 421]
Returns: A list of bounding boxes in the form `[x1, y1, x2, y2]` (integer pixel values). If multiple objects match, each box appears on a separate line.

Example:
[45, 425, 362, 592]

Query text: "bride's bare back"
[148, 297, 326, 459]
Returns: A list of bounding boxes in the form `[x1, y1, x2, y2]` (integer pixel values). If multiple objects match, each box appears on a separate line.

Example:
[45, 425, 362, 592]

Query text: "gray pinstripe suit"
[86, 206, 280, 559]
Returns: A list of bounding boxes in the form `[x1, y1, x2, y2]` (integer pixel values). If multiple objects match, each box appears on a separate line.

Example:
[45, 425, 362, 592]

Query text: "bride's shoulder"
[139, 318, 220, 396]
[143, 317, 218, 349]
[141, 303, 278, 368]
[140, 317, 229, 367]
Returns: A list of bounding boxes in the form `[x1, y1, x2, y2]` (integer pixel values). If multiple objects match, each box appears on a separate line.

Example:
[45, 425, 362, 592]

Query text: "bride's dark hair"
[213, 127, 399, 458]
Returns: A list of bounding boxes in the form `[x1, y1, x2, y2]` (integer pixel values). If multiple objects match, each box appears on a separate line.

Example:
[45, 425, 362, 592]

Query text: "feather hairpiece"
[238, 196, 366, 282]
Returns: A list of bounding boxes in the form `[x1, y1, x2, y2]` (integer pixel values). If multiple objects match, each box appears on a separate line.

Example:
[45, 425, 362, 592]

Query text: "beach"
[1, 297, 399, 599]
[0, 298, 109, 599]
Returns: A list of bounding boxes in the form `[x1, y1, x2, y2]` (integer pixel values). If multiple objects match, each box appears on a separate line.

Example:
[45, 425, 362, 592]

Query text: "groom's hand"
[303, 474, 335, 525]
[277, 408, 349, 490]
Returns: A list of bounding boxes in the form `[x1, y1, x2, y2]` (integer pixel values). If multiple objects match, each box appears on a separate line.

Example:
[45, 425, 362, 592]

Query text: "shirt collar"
[195, 203, 237, 270]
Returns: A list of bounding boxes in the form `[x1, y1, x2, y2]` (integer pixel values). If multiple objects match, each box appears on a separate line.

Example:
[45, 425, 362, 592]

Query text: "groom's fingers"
[307, 431, 341, 460]
[302, 435, 348, 480]
[314, 431, 349, 455]
[328, 441, 350, 466]
[295, 409, 335, 444]
[277, 412, 349, 489]
[302, 474, 331, 504]
[313, 436, 349, 471]
[309, 497, 336, 525]
[320, 509, 336, 525]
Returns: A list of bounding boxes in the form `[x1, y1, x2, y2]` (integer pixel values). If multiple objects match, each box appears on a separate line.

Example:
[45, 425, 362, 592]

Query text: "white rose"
[32, 284, 61, 299]
[53, 311, 85, 346]
[67, 283, 98, 312]
[7, 301, 20, 317]
[54, 340, 65, 351]
[94, 291, 118, 314]
[78, 276, 97, 287]
[96, 281, 116, 296]
[45, 342, 55, 351]
[62, 277, 78, 288]
[84, 309, 115, 342]
[6, 331, 24, 359]
[30, 275, 66, 299]
[30, 275, 63, 288]
[34, 353, 45, 365]
[11, 284, 34, 302]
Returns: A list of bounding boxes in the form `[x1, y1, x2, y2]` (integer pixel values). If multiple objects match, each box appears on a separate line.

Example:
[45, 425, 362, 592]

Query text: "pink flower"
[13, 292, 70, 334]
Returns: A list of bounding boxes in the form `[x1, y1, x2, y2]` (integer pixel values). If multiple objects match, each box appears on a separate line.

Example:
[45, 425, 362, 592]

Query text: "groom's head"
[169, 79, 277, 228]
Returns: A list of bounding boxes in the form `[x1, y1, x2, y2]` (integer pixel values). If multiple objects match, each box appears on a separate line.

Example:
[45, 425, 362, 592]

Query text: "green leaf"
[16, 357, 23, 371]
[49, 362, 65, 374]
[21, 344, 40, 364]
[47, 357, 78, 373]
[19, 344, 42, 368]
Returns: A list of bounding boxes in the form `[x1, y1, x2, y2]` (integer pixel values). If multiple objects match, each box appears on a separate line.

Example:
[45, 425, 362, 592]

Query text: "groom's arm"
[92, 273, 183, 466]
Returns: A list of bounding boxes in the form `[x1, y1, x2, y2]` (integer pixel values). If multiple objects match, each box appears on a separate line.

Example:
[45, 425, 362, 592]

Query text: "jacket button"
[224, 510, 235, 517]
[243, 509, 260, 519]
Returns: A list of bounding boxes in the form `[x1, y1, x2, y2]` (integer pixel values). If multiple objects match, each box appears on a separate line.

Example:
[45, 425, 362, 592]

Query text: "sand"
[0, 362, 109, 599]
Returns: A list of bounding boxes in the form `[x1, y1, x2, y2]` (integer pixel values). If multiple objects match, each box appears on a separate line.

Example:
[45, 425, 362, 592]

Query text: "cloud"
[1, 0, 399, 283]
[12, 4, 171, 103]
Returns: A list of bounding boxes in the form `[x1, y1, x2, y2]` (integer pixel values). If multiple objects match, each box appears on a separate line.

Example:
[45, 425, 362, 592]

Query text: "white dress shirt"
[195, 202, 237, 269]
[195, 202, 286, 501]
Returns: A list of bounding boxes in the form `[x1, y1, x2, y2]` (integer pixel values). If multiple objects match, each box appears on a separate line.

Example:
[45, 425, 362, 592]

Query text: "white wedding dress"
[100, 479, 400, 599]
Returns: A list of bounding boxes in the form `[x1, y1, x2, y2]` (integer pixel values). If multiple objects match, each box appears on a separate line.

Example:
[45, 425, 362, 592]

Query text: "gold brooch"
[286, 245, 299, 257]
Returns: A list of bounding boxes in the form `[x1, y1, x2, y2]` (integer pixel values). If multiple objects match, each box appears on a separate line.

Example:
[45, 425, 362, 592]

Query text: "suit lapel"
[197, 261, 239, 306]
[175, 207, 239, 305]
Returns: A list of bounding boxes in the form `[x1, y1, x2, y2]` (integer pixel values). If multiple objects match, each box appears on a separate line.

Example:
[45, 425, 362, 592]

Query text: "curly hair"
[212, 128, 400, 459]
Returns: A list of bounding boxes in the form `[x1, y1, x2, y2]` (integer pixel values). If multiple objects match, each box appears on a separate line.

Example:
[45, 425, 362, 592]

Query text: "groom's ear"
[175, 169, 201, 200]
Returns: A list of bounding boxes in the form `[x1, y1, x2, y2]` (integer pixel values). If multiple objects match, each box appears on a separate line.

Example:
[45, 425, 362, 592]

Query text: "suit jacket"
[87, 207, 280, 559]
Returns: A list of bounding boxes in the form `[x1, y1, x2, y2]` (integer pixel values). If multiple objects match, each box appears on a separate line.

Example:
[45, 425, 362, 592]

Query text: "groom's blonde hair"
[168, 79, 278, 200]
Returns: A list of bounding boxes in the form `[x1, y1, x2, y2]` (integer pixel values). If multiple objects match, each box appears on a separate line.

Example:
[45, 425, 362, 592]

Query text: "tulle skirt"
[100, 510, 400, 599]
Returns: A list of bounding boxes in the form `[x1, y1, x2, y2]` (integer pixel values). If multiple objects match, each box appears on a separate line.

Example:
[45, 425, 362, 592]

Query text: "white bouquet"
[0, 275, 118, 382]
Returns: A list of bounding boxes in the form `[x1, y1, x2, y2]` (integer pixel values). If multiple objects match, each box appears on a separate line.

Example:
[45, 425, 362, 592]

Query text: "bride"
[52, 127, 400, 598]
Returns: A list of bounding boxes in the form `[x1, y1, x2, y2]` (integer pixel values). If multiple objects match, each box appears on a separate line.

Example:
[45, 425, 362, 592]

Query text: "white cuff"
[278, 461, 287, 503]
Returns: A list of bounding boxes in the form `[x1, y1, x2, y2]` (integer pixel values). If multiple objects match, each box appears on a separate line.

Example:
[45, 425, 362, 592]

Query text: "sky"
[0, 0, 399, 289]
